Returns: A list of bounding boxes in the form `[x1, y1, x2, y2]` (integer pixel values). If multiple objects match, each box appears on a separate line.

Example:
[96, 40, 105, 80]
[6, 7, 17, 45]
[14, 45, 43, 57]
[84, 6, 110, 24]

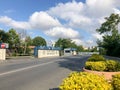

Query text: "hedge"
[59, 72, 112, 90]
[87, 54, 105, 62]
[112, 73, 120, 90]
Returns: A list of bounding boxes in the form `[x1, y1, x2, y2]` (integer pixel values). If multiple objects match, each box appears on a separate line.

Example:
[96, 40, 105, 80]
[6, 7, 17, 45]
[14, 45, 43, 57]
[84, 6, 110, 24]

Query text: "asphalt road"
[0, 56, 89, 90]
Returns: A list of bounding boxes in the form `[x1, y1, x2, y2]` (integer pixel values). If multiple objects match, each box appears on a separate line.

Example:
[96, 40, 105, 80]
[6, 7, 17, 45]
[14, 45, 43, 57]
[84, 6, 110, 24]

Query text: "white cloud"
[48, 1, 84, 20]
[48, 0, 120, 31]
[86, 40, 93, 44]
[72, 39, 83, 45]
[86, 0, 115, 17]
[45, 27, 80, 39]
[92, 33, 103, 40]
[113, 8, 120, 14]
[0, 11, 61, 30]
[0, 16, 31, 30]
[29, 11, 61, 30]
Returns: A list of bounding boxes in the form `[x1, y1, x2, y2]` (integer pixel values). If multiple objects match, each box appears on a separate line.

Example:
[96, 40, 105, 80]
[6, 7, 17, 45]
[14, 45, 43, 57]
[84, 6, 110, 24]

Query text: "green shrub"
[85, 61, 106, 71]
[88, 54, 105, 62]
[112, 74, 120, 90]
[106, 60, 120, 71]
[59, 72, 112, 90]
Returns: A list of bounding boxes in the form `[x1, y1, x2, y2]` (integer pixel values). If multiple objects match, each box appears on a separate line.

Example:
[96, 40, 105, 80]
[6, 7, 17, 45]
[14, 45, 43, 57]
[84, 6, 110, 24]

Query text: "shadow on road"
[49, 56, 89, 90]
[57, 56, 89, 71]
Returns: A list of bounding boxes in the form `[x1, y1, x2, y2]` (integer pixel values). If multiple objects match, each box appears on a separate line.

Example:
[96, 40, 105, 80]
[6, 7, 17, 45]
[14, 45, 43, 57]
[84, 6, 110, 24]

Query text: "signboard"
[1, 43, 5, 48]
[0, 43, 9, 48]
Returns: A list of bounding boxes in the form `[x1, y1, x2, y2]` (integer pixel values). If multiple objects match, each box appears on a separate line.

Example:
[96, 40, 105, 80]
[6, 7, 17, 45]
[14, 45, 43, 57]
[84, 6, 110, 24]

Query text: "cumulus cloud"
[92, 33, 102, 40]
[45, 27, 80, 39]
[72, 39, 83, 45]
[0, 11, 61, 30]
[29, 11, 61, 30]
[0, 16, 30, 30]
[48, 0, 120, 31]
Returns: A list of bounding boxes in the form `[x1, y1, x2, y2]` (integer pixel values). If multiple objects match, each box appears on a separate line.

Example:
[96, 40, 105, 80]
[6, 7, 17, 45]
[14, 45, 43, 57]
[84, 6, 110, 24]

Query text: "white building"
[64, 48, 77, 56]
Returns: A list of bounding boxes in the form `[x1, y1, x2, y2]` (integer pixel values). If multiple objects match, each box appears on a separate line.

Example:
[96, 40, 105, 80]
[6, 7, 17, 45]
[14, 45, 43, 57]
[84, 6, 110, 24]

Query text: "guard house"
[64, 48, 77, 56]
[34, 46, 61, 58]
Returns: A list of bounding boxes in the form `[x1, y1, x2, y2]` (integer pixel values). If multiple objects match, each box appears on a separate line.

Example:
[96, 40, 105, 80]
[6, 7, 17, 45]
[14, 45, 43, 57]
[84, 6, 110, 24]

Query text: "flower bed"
[59, 54, 120, 90]
[59, 72, 112, 90]
[84, 54, 120, 80]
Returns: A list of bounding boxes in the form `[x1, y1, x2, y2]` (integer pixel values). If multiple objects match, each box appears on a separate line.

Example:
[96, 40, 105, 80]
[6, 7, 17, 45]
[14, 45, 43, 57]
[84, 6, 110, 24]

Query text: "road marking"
[0, 61, 55, 76]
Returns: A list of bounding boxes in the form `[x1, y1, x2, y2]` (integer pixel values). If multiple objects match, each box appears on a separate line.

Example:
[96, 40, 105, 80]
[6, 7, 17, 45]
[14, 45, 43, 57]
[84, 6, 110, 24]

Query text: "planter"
[83, 68, 120, 80]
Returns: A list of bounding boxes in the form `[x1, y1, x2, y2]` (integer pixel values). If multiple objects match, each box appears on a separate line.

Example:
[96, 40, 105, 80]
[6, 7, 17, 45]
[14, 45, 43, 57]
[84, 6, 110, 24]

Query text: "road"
[0, 56, 89, 90]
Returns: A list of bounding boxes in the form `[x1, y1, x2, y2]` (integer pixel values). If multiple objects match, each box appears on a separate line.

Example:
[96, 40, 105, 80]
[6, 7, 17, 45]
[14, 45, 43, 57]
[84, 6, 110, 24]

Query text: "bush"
[112, 74, 120, 90]
[59, 72, 112, 90]
[87, 54, 105, 62]
[85, 61, 106, 71]
[106, 60, 120, 71]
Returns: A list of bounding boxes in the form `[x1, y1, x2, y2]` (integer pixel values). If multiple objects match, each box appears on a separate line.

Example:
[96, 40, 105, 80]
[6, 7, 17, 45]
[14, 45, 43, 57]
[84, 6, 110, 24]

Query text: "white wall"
[0, 49, 6, 60]
[38, 50, 60, 58]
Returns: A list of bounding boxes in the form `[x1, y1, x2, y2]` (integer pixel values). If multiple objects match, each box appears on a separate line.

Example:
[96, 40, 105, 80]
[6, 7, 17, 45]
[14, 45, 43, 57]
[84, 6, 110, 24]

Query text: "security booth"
[64, 48, 77, 56]
[34, 46, 61, 58]
[0, 43, 6, 60]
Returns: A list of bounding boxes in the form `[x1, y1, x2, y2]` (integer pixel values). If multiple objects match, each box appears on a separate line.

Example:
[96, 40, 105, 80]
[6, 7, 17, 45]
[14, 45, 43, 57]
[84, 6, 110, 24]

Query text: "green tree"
[55, 38, 77, 50]
[76, 45, 84, 52]
[8, 29, 20, 54]
[32, 36, 46, 46]
[0, 30, 9, 43]
[96, 13, 120, 57]
[24, 36, 33, 54]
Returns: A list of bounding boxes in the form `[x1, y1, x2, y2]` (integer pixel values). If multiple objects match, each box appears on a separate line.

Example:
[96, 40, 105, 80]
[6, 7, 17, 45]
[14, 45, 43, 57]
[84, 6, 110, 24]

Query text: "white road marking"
[0, 61, 55, 76]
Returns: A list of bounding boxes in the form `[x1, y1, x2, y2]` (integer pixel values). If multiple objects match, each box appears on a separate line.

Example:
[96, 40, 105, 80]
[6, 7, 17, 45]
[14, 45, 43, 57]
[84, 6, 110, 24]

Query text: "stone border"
[83, 68, 120, 80]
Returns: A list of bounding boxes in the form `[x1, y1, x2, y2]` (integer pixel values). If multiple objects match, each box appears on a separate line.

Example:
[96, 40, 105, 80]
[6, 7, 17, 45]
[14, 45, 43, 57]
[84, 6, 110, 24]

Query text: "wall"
[0, 49, 6, 60]
[38, 50, 60, 58]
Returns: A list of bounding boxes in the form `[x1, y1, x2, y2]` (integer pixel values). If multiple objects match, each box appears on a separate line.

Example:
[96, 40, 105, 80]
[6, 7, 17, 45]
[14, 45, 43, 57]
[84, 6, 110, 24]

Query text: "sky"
[0, 0, 120, 47]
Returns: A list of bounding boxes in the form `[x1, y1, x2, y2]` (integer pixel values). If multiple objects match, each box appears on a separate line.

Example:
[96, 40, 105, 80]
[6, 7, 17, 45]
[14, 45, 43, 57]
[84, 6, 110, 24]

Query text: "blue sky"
[0, 0, 120, 47]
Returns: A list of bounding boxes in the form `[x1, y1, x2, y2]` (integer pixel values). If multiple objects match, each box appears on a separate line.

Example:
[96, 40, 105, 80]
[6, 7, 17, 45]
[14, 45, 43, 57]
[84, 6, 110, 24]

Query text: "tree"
[0, 30, 9, 43]
[32, 36, 46, 46]
[96, 13, 120, 57]
[24, 36, 33, 54]
[76, 45, 84, 52]
[55, 38, 77, 50]
[8, 29, 20, 54]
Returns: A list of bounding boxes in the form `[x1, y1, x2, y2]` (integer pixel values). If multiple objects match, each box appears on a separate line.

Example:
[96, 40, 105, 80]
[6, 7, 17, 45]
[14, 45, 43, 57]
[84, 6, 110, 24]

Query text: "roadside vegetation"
[59, 54, 120, 90]
[59, 13, 120, 90]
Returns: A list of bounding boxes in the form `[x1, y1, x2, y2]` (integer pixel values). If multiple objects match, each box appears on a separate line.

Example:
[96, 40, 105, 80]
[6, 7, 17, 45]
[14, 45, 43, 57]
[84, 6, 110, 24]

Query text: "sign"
[1, 43, 5, 48]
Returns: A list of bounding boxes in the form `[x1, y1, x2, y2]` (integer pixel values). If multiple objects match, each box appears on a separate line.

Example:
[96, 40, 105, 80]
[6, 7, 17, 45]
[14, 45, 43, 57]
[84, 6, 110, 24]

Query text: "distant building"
[64, 48, 77, 56]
